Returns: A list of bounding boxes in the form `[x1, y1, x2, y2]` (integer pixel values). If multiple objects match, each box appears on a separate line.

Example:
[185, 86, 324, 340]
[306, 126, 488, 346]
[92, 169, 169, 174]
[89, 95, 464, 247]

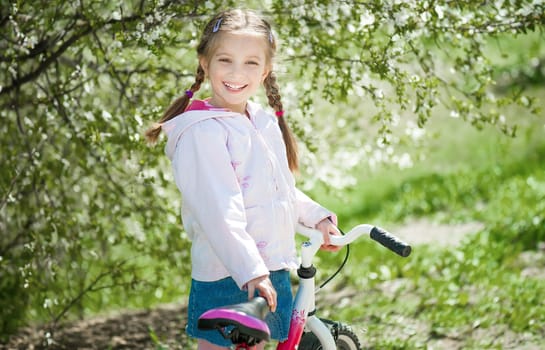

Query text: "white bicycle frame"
[276, 223, 377, 350]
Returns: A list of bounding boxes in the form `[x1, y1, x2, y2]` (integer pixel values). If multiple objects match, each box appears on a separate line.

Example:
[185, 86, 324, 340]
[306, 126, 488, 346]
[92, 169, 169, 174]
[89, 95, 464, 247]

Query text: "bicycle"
[197, 223, 412, 349]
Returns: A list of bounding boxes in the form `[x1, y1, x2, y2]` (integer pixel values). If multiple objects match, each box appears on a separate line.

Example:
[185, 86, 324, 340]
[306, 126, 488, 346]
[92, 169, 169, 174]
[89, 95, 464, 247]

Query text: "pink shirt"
[162, 100, 335, 288]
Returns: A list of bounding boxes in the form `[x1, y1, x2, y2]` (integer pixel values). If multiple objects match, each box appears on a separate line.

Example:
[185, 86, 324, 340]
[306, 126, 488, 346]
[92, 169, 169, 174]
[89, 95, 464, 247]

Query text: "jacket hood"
[162, 110, 239, 160]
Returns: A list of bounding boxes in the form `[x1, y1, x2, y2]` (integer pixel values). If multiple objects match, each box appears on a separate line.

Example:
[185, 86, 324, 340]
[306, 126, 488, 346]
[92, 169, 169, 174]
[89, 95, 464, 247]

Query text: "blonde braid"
[145, 65, 205, 144]
[264, 72, 299, 172]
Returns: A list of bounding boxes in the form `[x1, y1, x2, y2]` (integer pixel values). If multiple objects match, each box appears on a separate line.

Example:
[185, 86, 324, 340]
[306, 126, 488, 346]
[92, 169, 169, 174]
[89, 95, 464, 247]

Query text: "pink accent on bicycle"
[277, 309, 306, 349]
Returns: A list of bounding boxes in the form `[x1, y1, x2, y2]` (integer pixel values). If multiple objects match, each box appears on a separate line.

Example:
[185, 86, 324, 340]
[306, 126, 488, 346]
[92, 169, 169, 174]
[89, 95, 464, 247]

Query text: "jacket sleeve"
[295, 188, 338, 227]
[172, 120, 269, 288]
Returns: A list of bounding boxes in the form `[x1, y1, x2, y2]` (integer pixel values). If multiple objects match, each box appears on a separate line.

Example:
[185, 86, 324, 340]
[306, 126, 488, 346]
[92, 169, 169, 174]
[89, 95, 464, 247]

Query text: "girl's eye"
[218, 58, 231, 63]
[247, 61, 259, 66]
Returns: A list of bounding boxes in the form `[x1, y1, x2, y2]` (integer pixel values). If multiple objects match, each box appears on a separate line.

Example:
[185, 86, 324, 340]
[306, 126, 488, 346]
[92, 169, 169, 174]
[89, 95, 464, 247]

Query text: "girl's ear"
[199, 57, 209, 77]
[261, 67, 271, 84]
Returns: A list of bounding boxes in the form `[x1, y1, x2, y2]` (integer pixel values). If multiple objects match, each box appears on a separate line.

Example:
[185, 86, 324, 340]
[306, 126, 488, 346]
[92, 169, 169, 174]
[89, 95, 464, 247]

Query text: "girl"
[145, 9, 340, 350]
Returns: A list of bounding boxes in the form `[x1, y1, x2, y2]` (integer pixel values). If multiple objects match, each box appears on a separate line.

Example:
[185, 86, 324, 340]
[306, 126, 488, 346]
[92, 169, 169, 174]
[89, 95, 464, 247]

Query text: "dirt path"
[1, 304, 192, 350]
[392, 219, 484, 247]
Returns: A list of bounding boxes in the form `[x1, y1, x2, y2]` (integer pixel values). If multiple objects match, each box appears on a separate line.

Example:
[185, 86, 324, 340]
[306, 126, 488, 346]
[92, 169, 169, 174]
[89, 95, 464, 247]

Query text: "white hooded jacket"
[162, 100, 335, 289]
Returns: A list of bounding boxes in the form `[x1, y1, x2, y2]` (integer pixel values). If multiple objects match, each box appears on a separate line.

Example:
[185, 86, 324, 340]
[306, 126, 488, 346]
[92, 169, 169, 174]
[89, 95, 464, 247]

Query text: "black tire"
[335, 326, 361, 350]
[299, 321, 361, 350]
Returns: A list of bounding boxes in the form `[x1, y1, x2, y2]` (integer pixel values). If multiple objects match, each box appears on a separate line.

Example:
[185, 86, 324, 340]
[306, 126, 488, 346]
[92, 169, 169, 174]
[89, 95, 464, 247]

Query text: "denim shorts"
[185, 270, 293, 347]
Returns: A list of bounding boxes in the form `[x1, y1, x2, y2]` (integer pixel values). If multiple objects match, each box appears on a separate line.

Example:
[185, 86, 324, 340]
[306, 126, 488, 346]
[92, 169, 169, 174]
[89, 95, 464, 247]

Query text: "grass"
[306, 92, 545, 348]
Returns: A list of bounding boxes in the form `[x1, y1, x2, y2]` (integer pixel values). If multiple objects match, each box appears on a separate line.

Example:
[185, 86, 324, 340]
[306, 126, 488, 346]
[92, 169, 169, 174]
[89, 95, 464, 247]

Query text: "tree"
[1, 0, 543, 337]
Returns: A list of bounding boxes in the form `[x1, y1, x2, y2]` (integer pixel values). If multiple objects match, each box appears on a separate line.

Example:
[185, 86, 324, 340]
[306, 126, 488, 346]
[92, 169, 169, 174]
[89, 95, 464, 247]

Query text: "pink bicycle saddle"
[198, 296, 271, 345]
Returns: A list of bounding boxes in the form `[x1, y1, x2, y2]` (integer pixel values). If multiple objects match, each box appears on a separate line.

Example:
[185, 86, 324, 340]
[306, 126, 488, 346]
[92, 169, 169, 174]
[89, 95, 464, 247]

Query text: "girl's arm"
[295, 188, 341, 251]
[295, 188, 337, 227]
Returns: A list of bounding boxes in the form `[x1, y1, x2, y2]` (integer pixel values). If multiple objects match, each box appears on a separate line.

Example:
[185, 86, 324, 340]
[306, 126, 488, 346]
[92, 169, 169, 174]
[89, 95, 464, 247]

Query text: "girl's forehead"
[213, 32, 269, 55]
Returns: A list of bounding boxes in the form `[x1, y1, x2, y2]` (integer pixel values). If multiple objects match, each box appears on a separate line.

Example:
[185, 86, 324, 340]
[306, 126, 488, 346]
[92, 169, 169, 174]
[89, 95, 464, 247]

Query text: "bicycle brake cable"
[316, 227, 350, 291]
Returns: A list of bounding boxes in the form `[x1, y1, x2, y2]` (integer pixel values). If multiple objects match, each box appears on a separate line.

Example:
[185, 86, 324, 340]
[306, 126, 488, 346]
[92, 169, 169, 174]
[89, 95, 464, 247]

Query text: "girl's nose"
[229, 63, 245, 76]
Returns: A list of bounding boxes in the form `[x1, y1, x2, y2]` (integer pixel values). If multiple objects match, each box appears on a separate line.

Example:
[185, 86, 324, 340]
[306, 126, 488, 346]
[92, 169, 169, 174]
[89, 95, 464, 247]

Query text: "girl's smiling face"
[200, 32, 270, 115]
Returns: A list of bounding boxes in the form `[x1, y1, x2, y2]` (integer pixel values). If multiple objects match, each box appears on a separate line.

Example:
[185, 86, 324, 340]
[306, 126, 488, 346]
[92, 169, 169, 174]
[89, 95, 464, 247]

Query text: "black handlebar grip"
[370, 226, 412, 257]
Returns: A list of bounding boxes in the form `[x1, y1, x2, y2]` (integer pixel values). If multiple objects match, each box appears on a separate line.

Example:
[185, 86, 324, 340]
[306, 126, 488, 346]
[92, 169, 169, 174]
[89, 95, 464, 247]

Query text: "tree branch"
[1, 25, 93, 96]
[0, 7, 170, 96]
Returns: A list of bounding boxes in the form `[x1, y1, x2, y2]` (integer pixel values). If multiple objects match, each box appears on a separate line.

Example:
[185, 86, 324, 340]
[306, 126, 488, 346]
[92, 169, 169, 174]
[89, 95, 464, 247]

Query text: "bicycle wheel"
[335, 326, 361, 350]
[299, 322, 361, 350]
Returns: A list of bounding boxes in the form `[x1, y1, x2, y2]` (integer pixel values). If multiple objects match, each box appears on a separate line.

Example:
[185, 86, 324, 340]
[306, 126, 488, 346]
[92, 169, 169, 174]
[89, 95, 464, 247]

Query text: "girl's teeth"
[225, 82, 245, 90]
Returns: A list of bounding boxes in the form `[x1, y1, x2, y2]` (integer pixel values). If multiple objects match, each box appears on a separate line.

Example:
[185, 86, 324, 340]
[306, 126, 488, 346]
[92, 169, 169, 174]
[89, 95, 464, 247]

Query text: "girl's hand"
[246, 275, 277, 312]
[316, 217, 342, 252]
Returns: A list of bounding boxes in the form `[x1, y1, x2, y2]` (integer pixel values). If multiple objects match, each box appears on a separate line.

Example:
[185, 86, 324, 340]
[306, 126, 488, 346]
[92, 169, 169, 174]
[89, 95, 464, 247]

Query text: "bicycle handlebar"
[296, 223, 412, 257]
[370, 226, 412, 257]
